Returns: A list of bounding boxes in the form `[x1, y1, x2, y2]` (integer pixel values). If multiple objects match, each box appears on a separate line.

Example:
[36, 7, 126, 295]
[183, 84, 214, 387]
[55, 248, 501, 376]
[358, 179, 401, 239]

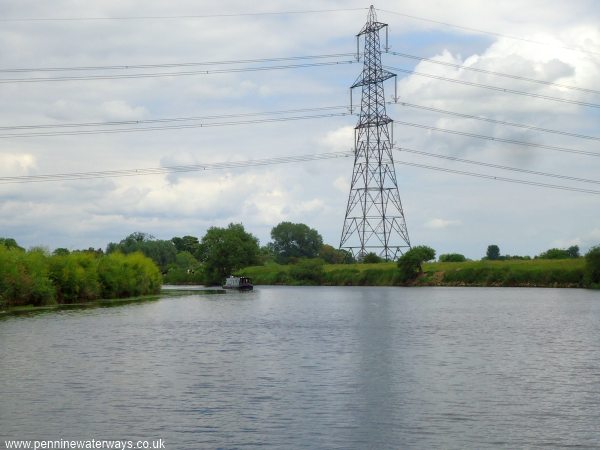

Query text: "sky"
[0, 0, 599, 259]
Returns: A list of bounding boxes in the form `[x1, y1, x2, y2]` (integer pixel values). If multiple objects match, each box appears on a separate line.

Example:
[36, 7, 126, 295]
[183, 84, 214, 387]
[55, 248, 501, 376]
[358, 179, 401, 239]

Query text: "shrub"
[397, 245, 436, 283]
[49, 252, 101, 303]
[288, 259, 325, 285]
[362, 252, 383, 263]
[584, 246, 600, 288]
[439, 253, 466, 262]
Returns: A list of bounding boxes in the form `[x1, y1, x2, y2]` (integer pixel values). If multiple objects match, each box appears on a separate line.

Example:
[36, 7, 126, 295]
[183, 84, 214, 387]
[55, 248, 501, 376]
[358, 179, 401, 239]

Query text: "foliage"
[0, 246, 56, 307]
[486, 245, 500, 260]
[538, 246, 580, 259]
[270, 221, 323, 264]
[439, 253, 466, 262]
[242, 258, 586, 288]
[97, 252, 162, 298]
[199, 223, 260, 285]
[171, 235, 202, 260]
[0, 247, 161, 308]
[288, 259, 325, 285]
[106, 232, 177, 272]
[584, 246, 600, 288]
[397, 245, 436, 283]
[318, 244, 354, 264]
[0, 237, 25, 251]
[441, 259, 584, 287]
[163, 251, 204, 285]
[362, 252, 383, 263]
[49, 252, 101, 303]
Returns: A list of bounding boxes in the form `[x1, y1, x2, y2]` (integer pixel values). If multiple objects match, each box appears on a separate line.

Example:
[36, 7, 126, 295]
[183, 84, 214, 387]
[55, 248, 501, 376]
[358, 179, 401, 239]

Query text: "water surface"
[1, 286, 599, 449]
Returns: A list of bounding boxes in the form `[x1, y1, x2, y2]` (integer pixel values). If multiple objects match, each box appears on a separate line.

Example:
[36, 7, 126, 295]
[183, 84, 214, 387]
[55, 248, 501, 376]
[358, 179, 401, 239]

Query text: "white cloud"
[0, 153, 36, 176]
[424, 218, 462, 229]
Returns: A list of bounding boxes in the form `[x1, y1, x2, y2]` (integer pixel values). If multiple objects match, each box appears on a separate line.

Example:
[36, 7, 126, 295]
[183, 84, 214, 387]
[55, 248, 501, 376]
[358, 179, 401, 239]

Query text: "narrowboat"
[223, 275, 253, 291]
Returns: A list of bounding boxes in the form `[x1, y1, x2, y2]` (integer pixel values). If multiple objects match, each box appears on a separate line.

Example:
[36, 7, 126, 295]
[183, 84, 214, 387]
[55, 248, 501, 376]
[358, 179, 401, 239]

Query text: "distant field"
[242, 258, 586, 288]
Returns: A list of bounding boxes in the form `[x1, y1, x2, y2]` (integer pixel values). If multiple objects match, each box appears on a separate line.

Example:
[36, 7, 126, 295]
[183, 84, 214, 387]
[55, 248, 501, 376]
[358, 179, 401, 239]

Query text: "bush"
[288, 259, 325, 285]
[439, 253, 466, 262]
[0, 246, 55, 307]
[49, 252, 101, 303]
[362, 252, 383, 263]
[397, 245, 436, 283]
[584, 246, 600, 288]
[97, 252, 162, 298]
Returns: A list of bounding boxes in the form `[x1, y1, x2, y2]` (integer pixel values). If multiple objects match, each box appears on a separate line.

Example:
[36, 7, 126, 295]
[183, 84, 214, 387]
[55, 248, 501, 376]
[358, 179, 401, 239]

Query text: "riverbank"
[0, 288, 225, 317]
[242, 259, 588, 288]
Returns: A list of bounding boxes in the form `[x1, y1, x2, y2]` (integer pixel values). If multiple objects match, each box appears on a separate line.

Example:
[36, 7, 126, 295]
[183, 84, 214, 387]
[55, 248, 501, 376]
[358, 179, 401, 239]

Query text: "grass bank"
[242, 258, 587, 288]
[0, 288, 225, 318]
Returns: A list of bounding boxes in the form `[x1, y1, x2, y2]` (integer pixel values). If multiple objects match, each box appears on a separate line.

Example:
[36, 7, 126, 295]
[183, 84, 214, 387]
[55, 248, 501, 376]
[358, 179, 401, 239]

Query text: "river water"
[1, 286, 599, 449]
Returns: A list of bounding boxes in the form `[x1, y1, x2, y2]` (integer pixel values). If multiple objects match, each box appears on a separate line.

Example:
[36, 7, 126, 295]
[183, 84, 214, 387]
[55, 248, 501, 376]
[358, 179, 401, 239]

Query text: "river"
[1, 286, 599, 449]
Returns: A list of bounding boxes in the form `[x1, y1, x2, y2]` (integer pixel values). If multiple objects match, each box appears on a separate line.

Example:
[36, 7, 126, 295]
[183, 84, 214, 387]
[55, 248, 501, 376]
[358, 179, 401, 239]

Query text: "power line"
[393, 119, 600, 157]
[0, 112, 352, 139]
[5, 101, 599, 147]
[0, 151, 355, 184]
[0, 53, 357, 74]
[0, 105, 348, 131]
[0, 60, 355, 84]
[385, 65, 600, 110]
[2, 147, 598, 195]
[395, 147, 600, 185]
[0, 7, 368, 22]
[394, 159, 600, 195]
[390, 101, 600, 143]
[388, 51, 600, 96]
[378, 8, 600, 58]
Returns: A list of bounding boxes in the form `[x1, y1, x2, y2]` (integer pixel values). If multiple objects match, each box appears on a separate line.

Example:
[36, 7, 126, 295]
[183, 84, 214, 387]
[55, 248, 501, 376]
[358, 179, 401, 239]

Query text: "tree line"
[2, 223, 599, 308]
[0, 240, 161, 308]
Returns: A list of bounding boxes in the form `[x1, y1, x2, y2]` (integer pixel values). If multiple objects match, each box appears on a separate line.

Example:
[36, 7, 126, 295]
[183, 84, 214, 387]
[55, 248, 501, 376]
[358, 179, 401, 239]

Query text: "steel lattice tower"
[339, 6, 411, 260]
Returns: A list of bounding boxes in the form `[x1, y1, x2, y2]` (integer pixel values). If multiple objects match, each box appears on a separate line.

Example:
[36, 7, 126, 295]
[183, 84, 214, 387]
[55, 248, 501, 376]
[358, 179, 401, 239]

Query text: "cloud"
[424, 218, 461, 229]
[0, 153, 36, 175]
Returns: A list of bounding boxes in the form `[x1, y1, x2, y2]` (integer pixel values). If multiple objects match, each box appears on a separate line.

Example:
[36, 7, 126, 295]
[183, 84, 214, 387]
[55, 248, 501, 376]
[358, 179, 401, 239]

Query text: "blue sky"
[0, 0, 599, 258]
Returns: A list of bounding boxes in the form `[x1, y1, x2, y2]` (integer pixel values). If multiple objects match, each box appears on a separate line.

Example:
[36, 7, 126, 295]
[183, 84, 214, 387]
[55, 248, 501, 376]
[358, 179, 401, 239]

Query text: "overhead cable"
[393, 119, 600, 157]
[0, 112, 352, 138]
[5, 102, 600, 146]
[388, 51, 600, 95]
[0, 60, 355, 84]
[0, 53, 357, 74]
[0, 151, 355, 184]
[0, 7, 368, 22]
[394, 159, 600, 195]
[0, 105, 348, 131]
[395, 147, 600, 185]
[378, 8, 600, 58]
[390, 101, 600, 143]
[2, 147, 598, 195]
[385, 65, 600, 110]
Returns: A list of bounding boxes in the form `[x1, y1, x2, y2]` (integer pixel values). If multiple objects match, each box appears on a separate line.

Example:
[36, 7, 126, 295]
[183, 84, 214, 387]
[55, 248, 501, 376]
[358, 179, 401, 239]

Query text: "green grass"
[242, 258, 586, 288]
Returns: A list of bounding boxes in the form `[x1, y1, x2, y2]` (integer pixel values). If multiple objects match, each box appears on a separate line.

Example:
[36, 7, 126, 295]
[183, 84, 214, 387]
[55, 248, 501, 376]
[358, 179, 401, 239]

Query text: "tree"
[0, 237, 24, 251]
[567, 245, 580, 258]
[172, 235, 201, 259]
[318, 245, 354, 264]
[362, 252, 383, 263]
[199, 223, 260, 285]
[270, 222, 323, 263]
[486, 245, 500, 260]
[397, 245, 436, 283]
[439, 253, 466, 262]
[584, 246, 600, 288]
[106, 232, 176, 272]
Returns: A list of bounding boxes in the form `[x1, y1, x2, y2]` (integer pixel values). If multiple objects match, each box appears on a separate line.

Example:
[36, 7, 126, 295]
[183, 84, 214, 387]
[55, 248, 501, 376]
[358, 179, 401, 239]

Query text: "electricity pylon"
[339, 5, 411, 260]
